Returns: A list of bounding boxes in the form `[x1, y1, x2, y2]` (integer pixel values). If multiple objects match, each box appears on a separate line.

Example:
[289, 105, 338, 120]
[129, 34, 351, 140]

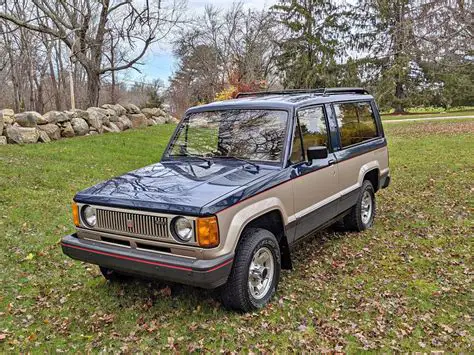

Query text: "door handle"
[328, 159, 336, 166]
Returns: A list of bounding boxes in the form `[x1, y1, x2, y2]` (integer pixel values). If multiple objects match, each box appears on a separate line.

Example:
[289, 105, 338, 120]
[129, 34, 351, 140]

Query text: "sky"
[126, 0, 278, 85]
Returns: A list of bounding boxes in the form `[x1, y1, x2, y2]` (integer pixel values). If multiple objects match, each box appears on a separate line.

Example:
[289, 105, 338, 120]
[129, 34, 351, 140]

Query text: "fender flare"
[357, 161, 380, 186]
[224, 197, 289, 252]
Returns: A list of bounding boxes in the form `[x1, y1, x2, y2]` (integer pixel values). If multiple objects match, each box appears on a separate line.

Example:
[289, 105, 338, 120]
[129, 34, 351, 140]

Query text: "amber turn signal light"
[72, 202, 80, 227]
[196, 216, 219, 248]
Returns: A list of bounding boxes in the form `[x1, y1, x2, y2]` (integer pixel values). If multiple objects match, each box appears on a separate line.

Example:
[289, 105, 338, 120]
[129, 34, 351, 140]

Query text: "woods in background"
[0, 0, 472, 117]
[170, 0, 472, 117]
[0, 0, 183, 112]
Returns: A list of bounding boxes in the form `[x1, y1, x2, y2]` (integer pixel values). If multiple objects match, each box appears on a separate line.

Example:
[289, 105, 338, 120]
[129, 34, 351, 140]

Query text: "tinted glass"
[168, 110, 288, 162]
[334, 102, 378, 147]
[291, 106, 328, 162]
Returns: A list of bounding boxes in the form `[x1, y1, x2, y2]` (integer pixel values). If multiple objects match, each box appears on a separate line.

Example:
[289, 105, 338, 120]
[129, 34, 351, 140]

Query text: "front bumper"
[61, 234, 233, 289]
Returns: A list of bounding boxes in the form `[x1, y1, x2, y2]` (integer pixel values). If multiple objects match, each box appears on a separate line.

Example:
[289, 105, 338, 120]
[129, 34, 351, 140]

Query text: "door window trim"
[289, 104, 332, 164]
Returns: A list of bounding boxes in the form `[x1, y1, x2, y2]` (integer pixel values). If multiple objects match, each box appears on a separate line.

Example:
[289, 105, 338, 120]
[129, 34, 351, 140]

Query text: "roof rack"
[235, 87, 370, 98]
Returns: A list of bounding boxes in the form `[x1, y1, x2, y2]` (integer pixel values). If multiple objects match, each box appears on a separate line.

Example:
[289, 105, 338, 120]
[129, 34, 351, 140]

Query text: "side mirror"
[307, 146, 328, 161]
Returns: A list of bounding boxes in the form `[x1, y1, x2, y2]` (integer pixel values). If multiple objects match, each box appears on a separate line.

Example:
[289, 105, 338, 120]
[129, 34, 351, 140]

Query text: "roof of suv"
[187, 88, 374, 114]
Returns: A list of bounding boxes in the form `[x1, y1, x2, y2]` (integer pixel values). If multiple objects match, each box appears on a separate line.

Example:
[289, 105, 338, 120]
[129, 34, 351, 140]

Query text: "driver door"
[290, 105, 339, 240]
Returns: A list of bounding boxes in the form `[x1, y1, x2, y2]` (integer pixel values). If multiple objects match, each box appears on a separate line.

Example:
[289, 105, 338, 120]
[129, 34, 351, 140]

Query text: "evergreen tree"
[271, 0, 350, 89]
[351, 0, 473, 112]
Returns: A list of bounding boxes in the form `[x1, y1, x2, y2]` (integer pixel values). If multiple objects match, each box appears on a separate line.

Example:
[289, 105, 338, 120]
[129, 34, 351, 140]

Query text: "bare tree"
[0, 0, 185, 107]
[169, 3, 280, 116]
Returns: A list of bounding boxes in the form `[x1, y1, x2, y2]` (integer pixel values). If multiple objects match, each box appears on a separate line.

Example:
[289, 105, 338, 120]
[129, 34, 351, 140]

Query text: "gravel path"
[383, 115, 474, 123]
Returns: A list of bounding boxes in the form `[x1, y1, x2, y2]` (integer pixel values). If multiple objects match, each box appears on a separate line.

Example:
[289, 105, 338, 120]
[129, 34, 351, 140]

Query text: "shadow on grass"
[89, 226, 352, 312]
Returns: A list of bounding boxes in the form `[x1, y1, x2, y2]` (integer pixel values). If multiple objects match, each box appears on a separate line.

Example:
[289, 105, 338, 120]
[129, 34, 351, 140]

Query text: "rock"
[118, 115, 132, 130]
[43, 111, 69, 124]
[102, 125, 113, 133]
[1, 109, 14, 125]
[14, 111, 43, 127]
[103, 108, 119, 122]
[166, 115, 180, 124]
[142, 107, 166, 118]
[71, 117, 89, 136]
[102, 104, 126, 117]
[89, 131, 99, 136]
[63, 110, 75, 120]
[86, 108, 106, 132]
[0, 136, 6, 145]
[6, 126, 39, 144]
[123, 103, 141, 114]
[1, 108, 14, 116]
[152, 116, 166, 124]
[106, 122, 121, 132]
[69, 109, 90, 121]
[0, 112, 3, 134]
[61, 122, 75, 138]
[115, 121, 124, 131]
[38, 130, 51, 143]
[127, 113, 147, 128]
[37, 123, 61, 141]
[114, 104, 127, 116]
[147, 119, 155, 126]
[87, 107, 109, 127]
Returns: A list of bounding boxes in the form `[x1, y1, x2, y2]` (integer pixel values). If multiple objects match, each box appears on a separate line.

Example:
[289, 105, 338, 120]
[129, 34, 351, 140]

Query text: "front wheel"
[343, 180, 376, 231]
[219, 228, 281, 312]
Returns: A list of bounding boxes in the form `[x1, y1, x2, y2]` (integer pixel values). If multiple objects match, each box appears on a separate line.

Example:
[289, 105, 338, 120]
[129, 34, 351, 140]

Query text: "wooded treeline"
[1, 0, 472, 117]
[0, 0, 183, 112]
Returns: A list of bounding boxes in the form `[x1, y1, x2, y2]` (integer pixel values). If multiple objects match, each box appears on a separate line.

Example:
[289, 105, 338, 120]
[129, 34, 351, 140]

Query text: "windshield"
[166, 109, 289, 162]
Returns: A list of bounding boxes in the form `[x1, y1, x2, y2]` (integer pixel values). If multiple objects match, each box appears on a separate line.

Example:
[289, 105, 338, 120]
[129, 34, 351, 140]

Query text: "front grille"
[96, 209, 169, 239]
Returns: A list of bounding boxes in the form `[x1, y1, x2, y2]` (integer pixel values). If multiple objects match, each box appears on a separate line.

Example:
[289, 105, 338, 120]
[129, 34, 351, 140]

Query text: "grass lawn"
[381, 109, 474, 120]
[1, 119, 473, 352]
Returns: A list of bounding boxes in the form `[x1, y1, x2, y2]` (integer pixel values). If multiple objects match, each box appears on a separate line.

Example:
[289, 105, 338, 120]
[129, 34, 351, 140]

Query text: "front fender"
[225, 197, 289, 251]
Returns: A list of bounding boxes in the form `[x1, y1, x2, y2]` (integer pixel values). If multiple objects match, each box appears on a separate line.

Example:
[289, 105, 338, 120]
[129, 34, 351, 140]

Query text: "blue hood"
[74, 160, 279, 215]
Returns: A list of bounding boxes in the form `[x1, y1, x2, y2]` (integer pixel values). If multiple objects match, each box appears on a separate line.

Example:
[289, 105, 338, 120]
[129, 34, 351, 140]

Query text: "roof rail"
[235, 87, 370, 98]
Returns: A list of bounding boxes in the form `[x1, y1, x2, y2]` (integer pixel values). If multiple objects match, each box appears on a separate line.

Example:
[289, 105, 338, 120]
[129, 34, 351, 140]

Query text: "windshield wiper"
[215, 156, 260, 172]
[170, 153, 213, 168]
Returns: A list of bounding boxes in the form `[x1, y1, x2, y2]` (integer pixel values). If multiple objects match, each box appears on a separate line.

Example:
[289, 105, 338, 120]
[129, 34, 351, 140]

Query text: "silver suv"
[62, 88, 390, 311]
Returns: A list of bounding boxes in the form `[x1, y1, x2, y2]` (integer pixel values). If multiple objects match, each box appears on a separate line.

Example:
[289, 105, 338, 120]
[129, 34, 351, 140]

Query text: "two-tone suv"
[62, 88, 390, 311]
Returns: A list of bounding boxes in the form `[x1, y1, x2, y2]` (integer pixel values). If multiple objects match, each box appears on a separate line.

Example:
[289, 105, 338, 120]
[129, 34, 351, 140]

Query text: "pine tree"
[271, 0, 350, 89]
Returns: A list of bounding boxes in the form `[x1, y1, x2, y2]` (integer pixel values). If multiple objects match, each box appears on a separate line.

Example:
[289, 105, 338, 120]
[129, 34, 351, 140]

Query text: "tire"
[343, 180, 376, 232]
[99, 266, 131, 282]
[219, 228, 281, 312]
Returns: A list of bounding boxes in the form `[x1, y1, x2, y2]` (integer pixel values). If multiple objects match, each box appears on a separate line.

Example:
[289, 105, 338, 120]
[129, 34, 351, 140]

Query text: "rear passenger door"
[290, 105, 339, 240]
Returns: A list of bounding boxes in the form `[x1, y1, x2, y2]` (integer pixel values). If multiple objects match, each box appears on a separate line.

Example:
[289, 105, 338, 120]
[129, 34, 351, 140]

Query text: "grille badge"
[126, 219, 134, 229]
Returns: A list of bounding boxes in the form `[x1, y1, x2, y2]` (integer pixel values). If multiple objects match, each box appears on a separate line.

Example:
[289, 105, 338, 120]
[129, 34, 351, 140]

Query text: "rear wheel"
[343, 180, 376, 231]
[220, 228, 281, 312]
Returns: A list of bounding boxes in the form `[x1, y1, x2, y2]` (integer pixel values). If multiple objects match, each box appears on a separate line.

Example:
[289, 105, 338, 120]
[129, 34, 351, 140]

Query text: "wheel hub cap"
[248, 247, 274, 300]
[361, 190, 373, 224]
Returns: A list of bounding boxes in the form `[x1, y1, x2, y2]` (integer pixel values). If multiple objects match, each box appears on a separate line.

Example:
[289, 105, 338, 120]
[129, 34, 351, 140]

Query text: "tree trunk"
[110, 35, 116, 103]
[49, 57, 61, 110]
[87, 70, 101, 107]
[393, 0, 406, 114]
[394, 81, 405, 114]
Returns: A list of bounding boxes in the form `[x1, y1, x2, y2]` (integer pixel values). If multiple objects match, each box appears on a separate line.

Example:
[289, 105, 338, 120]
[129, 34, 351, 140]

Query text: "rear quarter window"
[334, 102, 379, 148]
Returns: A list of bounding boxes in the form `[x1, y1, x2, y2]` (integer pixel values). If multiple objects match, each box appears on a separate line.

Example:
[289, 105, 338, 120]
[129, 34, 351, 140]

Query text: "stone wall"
[0, 104, 179, 145]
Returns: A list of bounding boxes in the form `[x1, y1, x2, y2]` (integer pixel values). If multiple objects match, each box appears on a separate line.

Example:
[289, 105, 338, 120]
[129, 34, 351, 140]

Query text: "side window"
[291, 106, 328, 162]
[334, 102, 378, 148]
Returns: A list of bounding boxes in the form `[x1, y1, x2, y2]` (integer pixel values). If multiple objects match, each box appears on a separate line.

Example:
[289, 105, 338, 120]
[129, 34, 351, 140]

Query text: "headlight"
[171, 216, 193, 242]
[82, 205, 97, 228]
